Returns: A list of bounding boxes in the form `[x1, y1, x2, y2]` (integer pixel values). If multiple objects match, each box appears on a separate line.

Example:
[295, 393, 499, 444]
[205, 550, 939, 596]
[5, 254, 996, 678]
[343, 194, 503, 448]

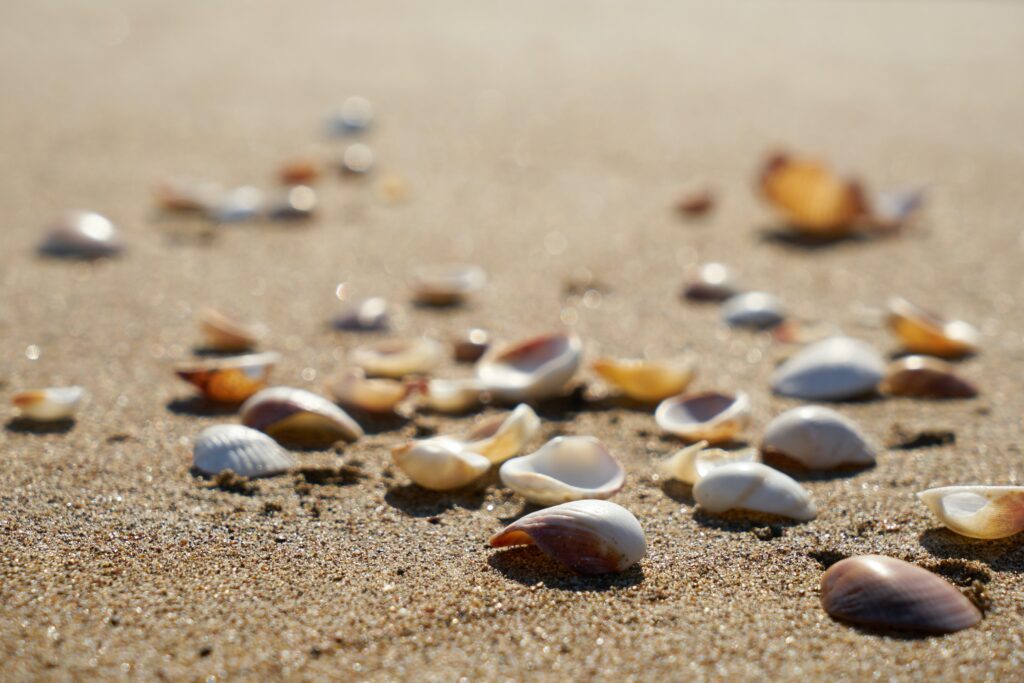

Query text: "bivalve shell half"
[420, 377, 485, 414]
[655, 391, 751, 445]
[327, 369, 411, 414]
[392, 438, 491, 491]
[693, 461, 816, 521]
[490, 499, 646, 575]
[683, 262, 743, 302]
[349, 338, 443, 378]
[759, 152, 866, 236]
[659, 440, 759, 485]
[477, 332, 582, 403]
[192, 424, 297, 478]
[12, 386, 85, 422]
[879, 356, 978, 399]
[409, 263, 486, 305]
[197, 307, 265, 352]
[454, 328, 490, 363]
[155, 177, 222, 212]
[499, 436, 625, 506]
[175, 351, 280, 403]
[38, 211, 123, 259]
[771, 337, 884, 401]
[762, 406, 875, 470]
[208, 186, 264, 222]
[240, 386, 362, 447]
[820, 555, 982, 634]
[267, 185, 317, 220]
[887, 297, 979, 358]
[592, 356, 696, 403]
[332, 297, 389, 332]
[917, 486, 1024, 540]
[722, 292, 786, 330]
[461, 404, 542, 464]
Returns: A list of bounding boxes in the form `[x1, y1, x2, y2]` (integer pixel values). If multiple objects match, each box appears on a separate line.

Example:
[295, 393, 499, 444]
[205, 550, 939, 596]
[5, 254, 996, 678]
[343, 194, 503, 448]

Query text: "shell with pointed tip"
[175, 351, 280, 403]
[327, 369, 411, 413]
[659, 440, 759, 485]
[38, 211, 123, 259]
[820, 555, 982, 634]
[420, 378, 484, 413]
[332, 297, 389, 332]
[592, 356, 695, 403]
[887, 298, 979, 358]
[879, 356, 978, 399]
[722, 292, 786, 330]
[192, 424, 297, 478]
[759, 153, 866, 236]
[761, 406, 875, 470]
[693, 461, 816, 521]
[655, 391, 750, 445]
[409, 263, 486, 305]
[771, 337, 884, 401]
[489, 499, 646, 575]
[499, 436, 625, 506]
[391, 438, 491, 491]
[917, 486, 1024, 540]
[683, 262, 743, 302]
[197, 307, 264, 352]
[239, 386, 362, 447]
[349, 338, 443, 378]
[462, 404, 541, 464]
[477, 332, 582, 403]
[12, 386, 85, 422]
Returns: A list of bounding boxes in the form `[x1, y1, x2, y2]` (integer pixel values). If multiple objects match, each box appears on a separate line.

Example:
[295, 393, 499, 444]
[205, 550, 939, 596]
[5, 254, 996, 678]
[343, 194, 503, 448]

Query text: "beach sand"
[1, 1, 1023, 680]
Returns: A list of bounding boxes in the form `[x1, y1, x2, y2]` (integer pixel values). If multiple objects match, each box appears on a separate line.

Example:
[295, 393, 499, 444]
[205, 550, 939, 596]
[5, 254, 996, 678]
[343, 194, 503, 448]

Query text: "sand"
[2, 0, 1023, 680]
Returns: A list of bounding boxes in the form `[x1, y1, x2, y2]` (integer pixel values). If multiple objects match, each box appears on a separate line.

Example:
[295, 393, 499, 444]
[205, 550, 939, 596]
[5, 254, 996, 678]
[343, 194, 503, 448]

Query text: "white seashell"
[655, 391, 751, 445]
[330, 96, 374, 134]
[591, 356, 696, 403]
[38, 211, 123, 259]
[683, 262, 742, 302]
[917, 485, 1024, 540]
[208, 186, 264, 222]
[332, 297, 389, 331]
[771, 336, 884, 400]
[12, 386, 85, 422]
[761, 405, 875, 470]
[155, 177, 223, 212]
[477, 332, 582, 403]
[349, 337, 443, 378]
[409, 263, 486, 305]
[461, 404, 541, 463]
[267, 185, 317, 220]
[693, 462, 816, 521]
[420, 377, 485, 413]
[490, 499, 646, 575]
[197, 307, 265, 352]
[722, 292, 786, 330]
[659, 440, 759, 485]
[499, 436, 625, 506]
[391, 438, 491, 491]
[341, 143, 374, 174]
[192, 424, 297, 478]
[239, 386, 363, 446]
[327, 368, 411, 413]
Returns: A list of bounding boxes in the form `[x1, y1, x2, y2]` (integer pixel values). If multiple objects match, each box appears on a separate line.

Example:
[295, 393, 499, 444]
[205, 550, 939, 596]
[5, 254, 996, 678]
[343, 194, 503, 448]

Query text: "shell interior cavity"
[655, 391, 751, 445]
[592, 356, 696, 403]
[197, 307, 264, 352]
[917, 486, 1024, 540]
[721, 292, 786, 330]
[175, 351, 280, 403]
[410, 263, 486, 305]
[38, 211, 123, 259]
[887, 297, 979, 358]
[328, 369, 410, 413]
[692, 461, 816, 521]
[239, 386, 363, 447]
[659, 440, 759, 485]
[192, 424, 297, 478]
[332, 297, 389, 331]
[683, 262, 742, 302]
[420, 377, 485, 413]
[392, 437, 491, 491]
[461, 404, 542, 464]
[477, 332, 582, 403]
[12, 386, 85, 422]
[490, 499, 646, 575]
[771, 337, 884, 401]
[499, 436, 625, 506]
[879, 356, 978, 399]
[349, 337, 443, 378]
[761, 405, 875, 470]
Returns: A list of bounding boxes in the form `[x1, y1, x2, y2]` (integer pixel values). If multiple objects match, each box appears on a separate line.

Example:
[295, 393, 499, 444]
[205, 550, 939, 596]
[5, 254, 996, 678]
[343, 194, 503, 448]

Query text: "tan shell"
[239, 386, 363, 447]
[409, 263, 486, 305]
[879, 356, 978, 399]
[419, 378, 485, 413]
[918, 486, 1024, 540]
[459, 404, 542, 464]
[278, 158, 321, 185]
[155, 177, 223, 212]
[175, 351, 280, 403]
[327, 369, 411, 414]
[592, 356, 696, 403]
[887, 297, 979, 358]
[759, 152, 866, 236]
[499, 436, 625, 506]
[349, 338, 443, 378]
[655, 391, 751, 444]
[12, 386, 85, 422]
[391, 438, 491, 491]
[197, 307, 264, 352]
[477, 332, 582, 403]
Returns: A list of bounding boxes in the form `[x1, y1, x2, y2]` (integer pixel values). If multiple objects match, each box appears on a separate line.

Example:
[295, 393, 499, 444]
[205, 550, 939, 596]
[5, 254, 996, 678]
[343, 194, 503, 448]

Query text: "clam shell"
[887, 297, 979, 358]
[761, 406, 875, 470]
[192, 424, 297, 478]
[420, 378, 485, 413]
[341, 143, 374, 175]
[155, 177, 223, 212]
[499, 436, 625, 506]
[175, 351, 280, 403]
[592, 356, 696, 403]
[12, 386, 85, 422]
[721, 292, 786, 330]
[918, 485, 1024, 540]
[267, 185, 317, 220]
[879, 355, 978, 399]
[349, 338, 443, 378]
[655, 391, 751, 444]
[771, 337, 884, 401]
[683, 262, 742, 302]
[197, 307, 264, 352]
[461, 404, 541, 464]
[391, 438, 491, 491]
[330, 96, 374, 134]
[692, 461, 816, 520]
[409, 263, 486, 305]
[239, 386, 362, 447]
[659, 440, 759, 485]
[38, 211, 123, 259]
[327, 368, 411, 413]
[477, 332, 582, 403]
[490, 499, 646, 575]
[820, 555, 982, 634]
[759, 152, 866, 236]
[332, 297, 389, 332]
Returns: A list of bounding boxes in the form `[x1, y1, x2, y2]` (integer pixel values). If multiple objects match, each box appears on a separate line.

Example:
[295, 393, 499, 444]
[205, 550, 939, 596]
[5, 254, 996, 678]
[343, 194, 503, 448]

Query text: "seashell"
[761, 405, 875, 470]
[887, 297, 979, 358]
[38, 211, 123, 259]
[477, 332, 582, 403]
[420, 377, 485, 413]
[12, 386, 85, 422]
[879, 356, 977, 399]
[692, 461, 816, 521]
[175, 351, 280, 403]
[721, 292, 786, 330]
[391, 438, 491, 491]
[409, 263, 486, 305]
[460, 404, 541, 464]
[759, 152, 866, 236]
[869, 189, 924, 230]
[683, 262, 742, 302]
[278, 158, 321, 185]
[208, 186, 264, 222]
[332, 297, 389, 332]
[349, 338, 443, 378]
[917, 486, 1024, 540]
[659, 440, 759, 485]
[197, 307, 264, 352]
[239, 386, 363, 447]
[192, 423, 296, 478]
[327, 368, 411, 413]
[592, 356, 696, 403]
[499, 436, 625, 506]
[377, 174, 411, 203]
[329, 96, 374, 134]
[454, 328, 490, 363]
[676, 187, 715, 216]
[820, 555, 982, 634]
[267, 185, 317, 220]
[771, 336, 884, 401]
[490, 499, 646, 575]
[341, 143, 374, 175]
[655, 391, 751, 445]
[155, 177, 223, 212]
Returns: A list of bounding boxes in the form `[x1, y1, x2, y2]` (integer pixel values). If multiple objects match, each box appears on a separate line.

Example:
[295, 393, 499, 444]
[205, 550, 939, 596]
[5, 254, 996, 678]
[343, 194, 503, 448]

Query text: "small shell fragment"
[592, 356, 696, 403]
[239, 386, 363, 447]
[409, 263, 486, 305]
[692, 461, 816, 521]
[175, 351, 280, 403]
[155, 177, 223, 212]
[917, 486, 1024, 540]
[349, 338, 443, 378]
[721, 292, 786, 330]
[499, 436, 625, 506]
[267, 185, 317, 220]
[659, 440, 759, 485]
[460, 404, 542, 464]
[38, 211, 123, 259]
[329, 96, 374, 135]
[477, 332, 582, 403]
[341, 143, 374, 175]
[278, 158, 321, 185]
[655, 391, 751, 445]
[192, 424, 296, 478]
[490, 499, 646, 575]
[327, 368, 411, 414]
[208, 186, 264, 222]
[197, 307, 264, 352]
[332, 297, 389, 332]
[419, 377, 485, 413]
[771, 337, 884, 401]
[392, 438, 491, 491]
[676, 187, 715, 216]
[761, 406, 875, 470]
[683, 262, 742, 302]
[879, 356, 978, 399]
[820, 555, 982, 634]
[887, 297, 979, 358]
[454, 328, 490, 363]
[12, 386, 85, 422]
[759, 152, 866, 236]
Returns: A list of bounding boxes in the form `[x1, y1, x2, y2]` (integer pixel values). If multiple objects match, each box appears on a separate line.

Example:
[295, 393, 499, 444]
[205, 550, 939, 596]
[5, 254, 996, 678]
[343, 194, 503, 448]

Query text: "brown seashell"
[239, 386, 362, 447]
[683, 262, 742, 302]
[278, 158, 321, 185]
[175, 352, 280, 404]
[759, 152, 867, 236]
[820, 555, 982, 634]
[887, 297, 979, 358]
[454, 328, 490, 363]
[676, 187, 715, 216]
[880, 356, 978, 399]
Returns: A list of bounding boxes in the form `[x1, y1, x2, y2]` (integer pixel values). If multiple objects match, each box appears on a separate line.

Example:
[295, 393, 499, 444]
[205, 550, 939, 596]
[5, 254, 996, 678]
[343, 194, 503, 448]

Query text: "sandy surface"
[2, 0, 1024, 680]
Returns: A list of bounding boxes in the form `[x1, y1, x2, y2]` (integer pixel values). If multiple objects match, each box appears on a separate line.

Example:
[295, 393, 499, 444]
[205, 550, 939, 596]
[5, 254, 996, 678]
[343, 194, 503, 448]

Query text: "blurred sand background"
[1, 0, 1024, 680]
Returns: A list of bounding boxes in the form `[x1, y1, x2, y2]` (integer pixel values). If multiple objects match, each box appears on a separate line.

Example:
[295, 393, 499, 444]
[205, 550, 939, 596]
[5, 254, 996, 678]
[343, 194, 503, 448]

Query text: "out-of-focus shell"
[329, 96, 374, 134]
[592, 356, 696, 403]
[879, 356, 978, 399]
[327, 368, 411, 413]
[197, 307, 265, 352]
[332, 297, 390, 332]
[655, 391, 751, 444]
[391, 438, 491, 491]
[477, 332, 582, 403]
[771, 337, 884, 401]
[192, 424, 296, 478]
[692, 462, 816, 521]
[659, 440, 759, 485]
[722, 292, 786, 330]
[917, 486, 1024, 540]
[175, 351, 280, 403]
[761, 406, 875, 470]
[409, 263, 486, 305]
[887, 297, 979, 358]
[499, 436, 625, 506]
[759, 152, 866, 236]
[239, 386, 363, 447]
[490, 499, 646, 575]
[267, 185, 317, 220]
[278, 158, 321, 185]
[155, 177, 223, 212]
[461, 404, 542, 464]
[12, 386, 85, 422]
[454, 328, 490, 363]
[419, 378, 485, 413]
[38, 211, 123, 259]
[341, 143, 374, 175]
[676, 187, 715, 216]
[208, 186, 264, 222]
[683, 262, 743, 302]
[349, 338, 443, 378]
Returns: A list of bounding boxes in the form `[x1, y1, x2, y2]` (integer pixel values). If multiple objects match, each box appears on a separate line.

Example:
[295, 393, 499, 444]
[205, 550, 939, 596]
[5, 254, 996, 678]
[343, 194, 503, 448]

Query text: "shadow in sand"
[692, 508, 804, 533]
[498, 501, 544, 525]
[919, 527, 1024, 574]
[807, 549, 849, 570]
[757, 226, 871, 251]
[294, 464, 366, 486]
[411, 300, 469, 312]
[829, 620, 939, 641]
[5, 418, 76, 434]
[190, 468, 259, 495]
[344, 409, 410, 435]
[532, 386, 617, 422]
[761, 454, 874, 483]
[190, 346, 250, 358]
[384, 473, 497, 518]
[660, 480, 695, 505]
[165, 396, 239, 417]
[487, 547, 645, 591]
[888, 348, 975, 363]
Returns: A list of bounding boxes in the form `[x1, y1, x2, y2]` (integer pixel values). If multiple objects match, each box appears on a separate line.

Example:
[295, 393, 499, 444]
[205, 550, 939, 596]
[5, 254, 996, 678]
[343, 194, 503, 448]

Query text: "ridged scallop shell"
[477, 332, 582, 403]
[683, 262, 743, 302]
[771, 337, 884, 401]
[655, 391, 751, 444]
[761, 406, 875, 470]
[409, 263, 486, 305]
[879, 356, 978, 399]
[419, 378, 485, 413]
[332, 297, 389, 332]
[820, 555, 982, 634]
[239, 386, 363, 447]
[692, 461, 816, 521]
[197, 307, 264, 352]
[659, 440, 759, 485]
[460, 404, 541, 464]
[722, 292, 786, 330]
[327, 368, 411, 413]
[917, 486, 1024, 540]
[887, 297, 979, 358]
[175, 351, 280, 403]
[759, 152, 866, 236]
[391, 438, 491, 491]
[349, 338, 443, 378]
[38, 211, 123, 259]
[490, 499, 646, 575]
[592, 356, 696, 403]
[192, 424, 297, 478]
[12, 386, 85, 422]
[499, 436, 625, 506]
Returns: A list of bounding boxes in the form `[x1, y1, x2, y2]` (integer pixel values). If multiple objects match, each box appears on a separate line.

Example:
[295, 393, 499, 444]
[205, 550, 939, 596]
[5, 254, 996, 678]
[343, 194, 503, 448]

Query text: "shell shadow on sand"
[487, 547, 645, 592]
[5, 417, 76, 434]
[384, 472, 498, 518]
[691, 508, 805, 533]
[919, 527, 1024, 574]
[757, 225, 873, 251]
[165, 396, 240, 417]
